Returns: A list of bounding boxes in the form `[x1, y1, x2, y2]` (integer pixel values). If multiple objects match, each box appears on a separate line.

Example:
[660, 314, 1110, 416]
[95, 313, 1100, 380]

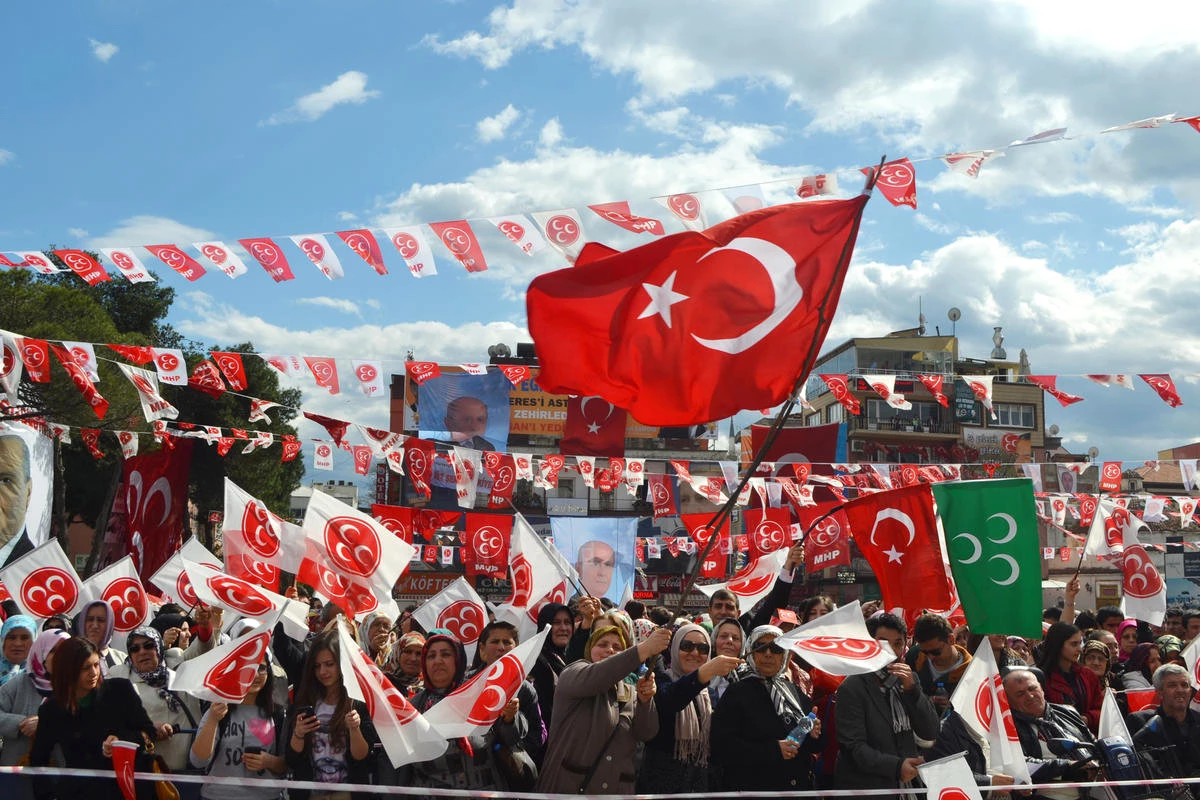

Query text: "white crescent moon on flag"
[989, 554, 1020, 586]
[691, 237, 803, 354]
[953, 532, 982, 564]
[868, 508, 916, 548]
[987, 512, 1018, 544]
[578, 396, 614, 422]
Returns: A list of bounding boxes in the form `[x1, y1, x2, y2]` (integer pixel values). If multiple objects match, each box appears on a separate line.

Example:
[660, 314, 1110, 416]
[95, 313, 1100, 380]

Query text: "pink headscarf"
[1116, 619, 1138, 661]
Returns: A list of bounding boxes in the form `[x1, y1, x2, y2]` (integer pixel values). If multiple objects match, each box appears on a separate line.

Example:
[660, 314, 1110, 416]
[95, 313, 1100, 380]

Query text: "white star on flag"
[884, 545, 903, 563]
[638, 270, 688, 327]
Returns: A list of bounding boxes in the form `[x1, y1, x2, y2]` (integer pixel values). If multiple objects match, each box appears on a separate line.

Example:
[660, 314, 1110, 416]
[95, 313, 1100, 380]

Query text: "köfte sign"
[395, 572, 459, 596]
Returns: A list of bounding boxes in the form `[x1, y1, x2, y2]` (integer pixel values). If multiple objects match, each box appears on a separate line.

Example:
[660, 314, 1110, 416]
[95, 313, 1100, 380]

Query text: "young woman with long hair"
[1036, 621, 1101, 732]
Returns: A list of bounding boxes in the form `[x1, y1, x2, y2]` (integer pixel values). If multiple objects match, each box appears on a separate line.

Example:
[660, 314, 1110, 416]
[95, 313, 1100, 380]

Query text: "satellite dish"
[947, 307, 962, 322]
[487, 343, 512, 359]
[1087, 446, 1100, 460]
[1048, 424, 1060, 436]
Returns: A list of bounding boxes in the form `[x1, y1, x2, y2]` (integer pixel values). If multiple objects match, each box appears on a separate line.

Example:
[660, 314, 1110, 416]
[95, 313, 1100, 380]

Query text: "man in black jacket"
[1004, 668, 1097, 798]
[1132, 663, 1200, 795]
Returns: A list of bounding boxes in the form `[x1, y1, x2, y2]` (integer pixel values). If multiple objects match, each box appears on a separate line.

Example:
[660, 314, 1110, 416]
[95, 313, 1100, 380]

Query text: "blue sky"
[2, 0, 1199, 477]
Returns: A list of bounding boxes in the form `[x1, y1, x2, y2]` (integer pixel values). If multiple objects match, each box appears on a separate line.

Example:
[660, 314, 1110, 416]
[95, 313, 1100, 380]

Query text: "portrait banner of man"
[0, 422, 53, 568]
[550, 517, 636, 603]
[417, 370, 512, 453]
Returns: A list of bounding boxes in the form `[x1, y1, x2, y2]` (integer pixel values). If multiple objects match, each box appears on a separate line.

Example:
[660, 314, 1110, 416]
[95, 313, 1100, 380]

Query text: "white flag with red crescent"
[118, 363, 179, 422]
[290, 233, 345, 280]
[421, 629, 549, 739]
[696, 547, 786, 611]
[150, 537, 220, 607]
[77, 555, 149, 644]
[778, 601, 896, 675]
[413, 576, 488, 662]
[0, 540, 84, 620]
[336, 620, 447, 766]
[100, 248, 155, 282]
[917, 753, 985, 800]
[949, 640, 1031, 784]
[531, 208, 587, 262]
[171, 609, 283, 703]
[193, 241, 249, 279]
[490, 514, 568, 640]
[184, 560, 309, 640]
[300, 489, 416, 616]
[223, 478, 305, 589]
[149, 348, 188, 386]
[487, 215, 548, 255]
[382, 226, 438, 278]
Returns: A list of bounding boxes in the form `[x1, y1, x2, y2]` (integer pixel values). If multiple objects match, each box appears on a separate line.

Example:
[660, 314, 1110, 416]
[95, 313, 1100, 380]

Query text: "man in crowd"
[835, 612, 938, 794]
[1004, 668, 1096, 798]
[1162, 608, 1185, 640]
[1183, 611, 1200, 645]
[905, 613, 972, 714]
[1131, 663, 1200, 786]
[1096, 606, 1125, 635]
[705, 541, 804, 632]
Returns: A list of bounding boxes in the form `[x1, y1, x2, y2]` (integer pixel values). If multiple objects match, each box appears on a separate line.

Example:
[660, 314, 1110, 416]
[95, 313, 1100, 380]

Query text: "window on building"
[557, 478, 576, 498]
[993, 402, 1035, 429]
[827, 403, 844, 424]
[805, 411, 821, 426]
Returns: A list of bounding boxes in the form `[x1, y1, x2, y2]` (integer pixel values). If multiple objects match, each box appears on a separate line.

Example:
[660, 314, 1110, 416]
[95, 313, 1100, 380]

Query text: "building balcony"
[846, 416, 958, 436]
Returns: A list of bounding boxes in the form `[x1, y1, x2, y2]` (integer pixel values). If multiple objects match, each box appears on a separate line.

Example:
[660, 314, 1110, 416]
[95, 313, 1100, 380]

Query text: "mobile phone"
[294, 705, 314, 719]
[244, 746, 263, 756]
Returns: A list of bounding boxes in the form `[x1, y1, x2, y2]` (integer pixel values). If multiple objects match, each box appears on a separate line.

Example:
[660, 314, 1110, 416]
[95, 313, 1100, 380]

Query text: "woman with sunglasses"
[711, 625, 824, 794]
[637, 624, 741, 794]
[110, 626, 202, 781]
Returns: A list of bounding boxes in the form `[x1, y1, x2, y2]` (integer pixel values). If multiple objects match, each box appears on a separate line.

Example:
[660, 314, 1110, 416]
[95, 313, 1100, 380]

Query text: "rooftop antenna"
[918, 296, 927, 335]
[947, 307, 961, 338]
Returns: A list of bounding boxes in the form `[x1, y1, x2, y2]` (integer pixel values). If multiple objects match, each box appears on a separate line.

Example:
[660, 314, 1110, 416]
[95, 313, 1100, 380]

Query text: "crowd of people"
[1, 548, 1199, 798]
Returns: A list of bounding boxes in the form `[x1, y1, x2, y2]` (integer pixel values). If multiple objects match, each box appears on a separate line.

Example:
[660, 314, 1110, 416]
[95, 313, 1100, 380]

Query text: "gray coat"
[0, 672, 59, 800]
[834, 671, 939, 790]
[536, 645, 657, 794]
[109, 662, 203, 771]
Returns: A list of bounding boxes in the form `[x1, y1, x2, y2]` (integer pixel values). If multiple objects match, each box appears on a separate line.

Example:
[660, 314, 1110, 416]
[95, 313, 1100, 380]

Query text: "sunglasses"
[678, 641, 711, 655]
[752, 641, 786, 656]
[127, 643, 156, 654]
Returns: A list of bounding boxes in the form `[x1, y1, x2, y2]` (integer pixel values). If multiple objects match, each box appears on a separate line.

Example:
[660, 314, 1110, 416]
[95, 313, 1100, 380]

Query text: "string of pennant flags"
[1, 114, 1197, 286]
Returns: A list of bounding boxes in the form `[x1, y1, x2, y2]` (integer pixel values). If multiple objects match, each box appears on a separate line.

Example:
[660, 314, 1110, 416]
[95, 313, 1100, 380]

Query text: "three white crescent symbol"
[989, 554, 1020, 586]
[868, 508, 916, 548]
[953, 532, 982, 564]
[691, 237, 804, 354]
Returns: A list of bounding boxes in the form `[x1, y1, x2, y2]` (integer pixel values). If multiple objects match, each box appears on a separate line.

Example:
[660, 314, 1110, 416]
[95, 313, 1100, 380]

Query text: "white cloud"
[67, 227, 89, 239]
[0, 149, 13, 166]
[336, 211, 359, 222]
[87, 215, 216, 248]
[263, 71, 380, 125]
[476, 104, 521, 142]
[1027, 211, 1081, 225]
[539, 118, 564, 148]
[89, 39, 118, 63]
[296, 297, 362, 315]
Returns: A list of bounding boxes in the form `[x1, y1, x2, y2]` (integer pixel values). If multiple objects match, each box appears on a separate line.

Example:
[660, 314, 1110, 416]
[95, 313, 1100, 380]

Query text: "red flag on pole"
[527, 197, 868, 425]
[560, 396, 627, 456]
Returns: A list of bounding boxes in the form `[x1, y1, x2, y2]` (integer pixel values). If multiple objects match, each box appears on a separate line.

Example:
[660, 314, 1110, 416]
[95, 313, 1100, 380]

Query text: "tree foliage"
[1, 262, 304, 528]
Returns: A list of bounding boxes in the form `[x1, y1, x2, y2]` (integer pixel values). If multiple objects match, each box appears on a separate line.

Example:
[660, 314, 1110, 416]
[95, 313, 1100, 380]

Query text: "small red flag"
[144, 245, 207, 281]
[796, 502, 852, 573]
[335, 229, 387, 275]
[647, 473, 677, 519]
[211, 352, 248, 391]
[861, 158, 917, 209]
[1026, 375, 1084, 407]
[462, 514, 512, 578]
[1140, 374, 1184, 408]
[560, 396, 627, 457]
[52, 249, 110, 285]
[429, 220, 488, 273]
[744, 507, 791, 561]
[238, 238, 295, 282]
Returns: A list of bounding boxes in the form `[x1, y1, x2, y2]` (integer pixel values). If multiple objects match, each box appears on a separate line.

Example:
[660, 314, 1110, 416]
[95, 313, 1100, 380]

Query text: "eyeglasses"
[678, 641, 711, 655]
[127, 643, 155, 654]
[752, 641, 786, 656]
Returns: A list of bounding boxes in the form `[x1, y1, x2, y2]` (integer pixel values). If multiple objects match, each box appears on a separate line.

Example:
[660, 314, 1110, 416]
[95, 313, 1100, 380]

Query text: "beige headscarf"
[669, 624, 712, 766]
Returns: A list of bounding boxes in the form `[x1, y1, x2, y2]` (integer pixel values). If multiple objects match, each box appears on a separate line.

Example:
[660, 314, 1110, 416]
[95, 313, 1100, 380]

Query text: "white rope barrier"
[2, 764, 1199, 798]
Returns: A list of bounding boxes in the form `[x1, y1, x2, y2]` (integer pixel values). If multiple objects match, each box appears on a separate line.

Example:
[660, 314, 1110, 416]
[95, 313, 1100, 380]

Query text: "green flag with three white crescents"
[933, 477, 1042, 638]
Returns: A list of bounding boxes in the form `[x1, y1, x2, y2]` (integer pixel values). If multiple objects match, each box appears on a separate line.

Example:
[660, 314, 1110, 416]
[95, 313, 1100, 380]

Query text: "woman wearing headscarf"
[398, 630, 516, 789]
[1116, 618, 1140, 663]
[28, 636, 157, 800]
[1079, 639, 1115, 690]
[74, 600, 126, 674]
[1, 615, 37, 686]
[529, 602, 572, 739]
[707, 617, 747, 705]
[637, 623, 742, 794]
[711, 625, 824, 795]
[1120, 642, 1162, 690]
[109, 626, 202, 777]
[357, 612, 398, 673]
[0, 629, 70, 800]
[388, 631, 425, 695]
[536, 624, 669, 794]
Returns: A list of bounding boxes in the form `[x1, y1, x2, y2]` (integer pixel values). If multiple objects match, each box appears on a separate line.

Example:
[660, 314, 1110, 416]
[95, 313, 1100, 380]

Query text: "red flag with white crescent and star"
[560, 395, 628, 456]
[843, 483, 953, 625]
[1140, 373, 1184, 408]
[1026, 375, 1084, 407]
[526, 197, 869, 426]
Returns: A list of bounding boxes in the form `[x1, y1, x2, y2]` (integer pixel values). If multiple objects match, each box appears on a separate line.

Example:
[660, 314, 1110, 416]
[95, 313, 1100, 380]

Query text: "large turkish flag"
[120, 439, 195, 581]
[560, 395, 628, 456]
[526, 197, 869, 425]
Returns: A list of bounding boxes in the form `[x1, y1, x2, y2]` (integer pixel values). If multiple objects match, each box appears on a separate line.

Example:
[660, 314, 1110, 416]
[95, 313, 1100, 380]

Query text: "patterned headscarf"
[667, 624, 712, 766]
[745, 625, 806, 729]
[0, 615, 39, 686]
[28, 628, 70, 695]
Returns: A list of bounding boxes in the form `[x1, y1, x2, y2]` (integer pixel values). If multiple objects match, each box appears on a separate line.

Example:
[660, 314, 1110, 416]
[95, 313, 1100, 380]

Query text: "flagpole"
[670, 164, 879, 619]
